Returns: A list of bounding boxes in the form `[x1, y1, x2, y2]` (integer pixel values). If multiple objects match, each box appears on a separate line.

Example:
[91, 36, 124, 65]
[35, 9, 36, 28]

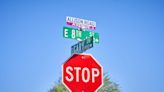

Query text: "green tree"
[97, 74, 120, 92]
[49, 74, 120, 92]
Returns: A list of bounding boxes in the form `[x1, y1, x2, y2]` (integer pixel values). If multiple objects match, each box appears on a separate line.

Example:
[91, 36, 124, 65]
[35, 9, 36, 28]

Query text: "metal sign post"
[62, 16, 103, 92]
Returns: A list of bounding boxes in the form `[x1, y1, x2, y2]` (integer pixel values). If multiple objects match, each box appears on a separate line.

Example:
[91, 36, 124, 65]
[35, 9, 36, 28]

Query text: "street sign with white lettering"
[62, 54, 103, 92]
[71, 36, 93, 54]
[63, 26, 99, 43]
[66, 16, 96, 30]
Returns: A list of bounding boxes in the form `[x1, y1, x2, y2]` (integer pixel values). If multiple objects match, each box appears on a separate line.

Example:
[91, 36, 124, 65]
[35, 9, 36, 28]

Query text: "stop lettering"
[65, 66, 100, 83]
[62, 54, 103, 92]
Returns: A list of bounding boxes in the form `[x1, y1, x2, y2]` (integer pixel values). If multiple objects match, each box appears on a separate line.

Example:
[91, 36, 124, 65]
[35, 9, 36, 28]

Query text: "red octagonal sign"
[62, 54, 103, 92]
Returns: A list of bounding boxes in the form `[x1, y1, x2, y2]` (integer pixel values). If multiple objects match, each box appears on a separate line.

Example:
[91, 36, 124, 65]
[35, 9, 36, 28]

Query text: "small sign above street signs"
[63, 26, 99, 43]
[62, 54, 103, 92]
[66, 16, 96, 30]
[71, 36, 93, 54]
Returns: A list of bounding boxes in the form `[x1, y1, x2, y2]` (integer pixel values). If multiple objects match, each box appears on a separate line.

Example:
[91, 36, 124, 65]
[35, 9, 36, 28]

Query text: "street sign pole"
[62, 16, 103, 92]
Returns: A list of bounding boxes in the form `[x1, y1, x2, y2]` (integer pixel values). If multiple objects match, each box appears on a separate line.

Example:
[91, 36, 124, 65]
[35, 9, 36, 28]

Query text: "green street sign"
[63, 26, 99, 43]
[71, 36, 93, 54]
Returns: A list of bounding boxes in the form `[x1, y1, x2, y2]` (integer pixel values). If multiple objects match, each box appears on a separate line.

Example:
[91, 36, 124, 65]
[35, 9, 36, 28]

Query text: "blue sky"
[0, 0, 164, 92]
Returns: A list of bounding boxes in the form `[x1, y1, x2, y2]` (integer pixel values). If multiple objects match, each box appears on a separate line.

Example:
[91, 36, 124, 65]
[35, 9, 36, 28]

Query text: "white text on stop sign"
[65, 66, 100, 83]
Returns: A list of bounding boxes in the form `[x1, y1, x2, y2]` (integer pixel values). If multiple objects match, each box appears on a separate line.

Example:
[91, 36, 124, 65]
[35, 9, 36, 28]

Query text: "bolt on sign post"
[71, 36, 93, 55]
[63, 26, 99, 43]
[62, 54, 103, 92]
[66, 16, 96, 30]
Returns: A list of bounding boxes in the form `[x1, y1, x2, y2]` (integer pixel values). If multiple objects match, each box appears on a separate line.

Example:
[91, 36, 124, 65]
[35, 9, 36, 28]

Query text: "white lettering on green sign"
[63, 26, 99, 43]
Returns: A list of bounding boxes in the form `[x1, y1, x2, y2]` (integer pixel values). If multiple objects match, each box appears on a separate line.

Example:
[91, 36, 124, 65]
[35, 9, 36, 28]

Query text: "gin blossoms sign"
[66, 16, 96, 30]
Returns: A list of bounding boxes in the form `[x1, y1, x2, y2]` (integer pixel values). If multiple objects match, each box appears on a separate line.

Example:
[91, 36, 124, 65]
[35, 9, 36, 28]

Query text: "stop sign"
[62, 54, 103, 92]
